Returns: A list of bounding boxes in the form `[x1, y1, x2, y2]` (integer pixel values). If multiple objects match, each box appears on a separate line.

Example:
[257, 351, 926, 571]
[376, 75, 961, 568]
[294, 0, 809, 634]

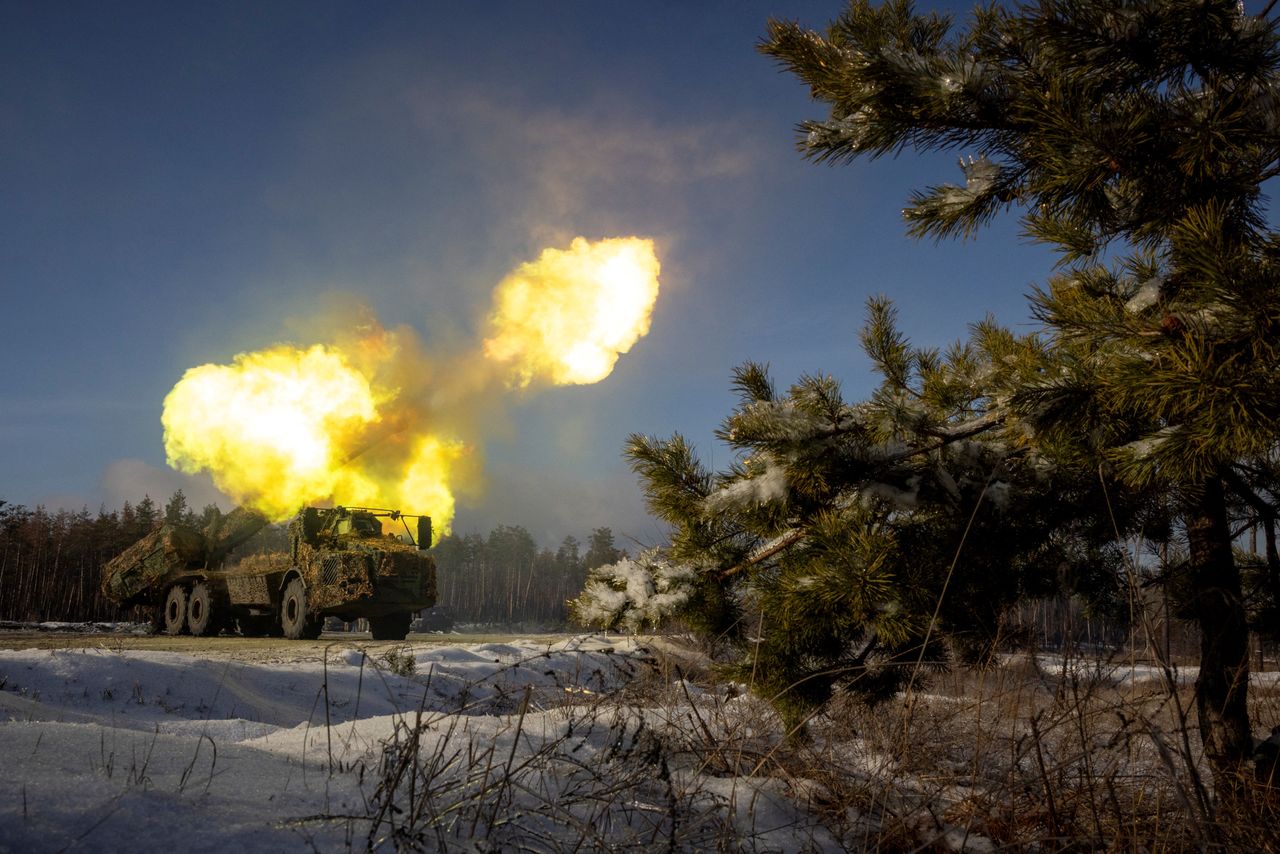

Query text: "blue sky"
[2, 0, 1054, 545]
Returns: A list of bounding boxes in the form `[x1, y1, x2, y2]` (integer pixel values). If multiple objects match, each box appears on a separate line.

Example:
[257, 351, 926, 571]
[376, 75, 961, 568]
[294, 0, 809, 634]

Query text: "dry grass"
[307, 644, 835, 852]
[289, 636, 1280, 852]
[799, 645, 1280, 852]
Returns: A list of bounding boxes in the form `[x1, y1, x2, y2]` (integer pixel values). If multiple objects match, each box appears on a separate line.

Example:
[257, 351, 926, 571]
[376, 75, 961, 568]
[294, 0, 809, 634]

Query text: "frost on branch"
[703, 454, 788, 515]
[1124, 276, 1163, 314]
[906, 155, 1004, 221]
[728, 399, 826, 443]
[805, 108, 873, 151]
[859, 477, 920, 511]
[955, 155, 1000, 200]
[569, 549, 697, 633]
[1113, 425, 1186, 486]
[903, 154, 1007, 238]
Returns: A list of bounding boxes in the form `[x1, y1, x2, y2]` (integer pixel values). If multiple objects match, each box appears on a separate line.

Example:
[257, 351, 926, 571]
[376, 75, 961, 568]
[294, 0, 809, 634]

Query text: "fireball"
[395, 435, 470, 544]
[162, 344, 388, 520]
[482, 237, 661, 387]
[161, 236, 661, 532]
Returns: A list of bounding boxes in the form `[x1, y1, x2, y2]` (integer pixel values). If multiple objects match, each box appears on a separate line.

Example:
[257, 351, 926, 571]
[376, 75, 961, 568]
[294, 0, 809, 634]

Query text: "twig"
[1097, 467, 1212, 818]
[178, 733, 217, 794]
[719, 531, 803, 580]
[899, 465, 999, 744]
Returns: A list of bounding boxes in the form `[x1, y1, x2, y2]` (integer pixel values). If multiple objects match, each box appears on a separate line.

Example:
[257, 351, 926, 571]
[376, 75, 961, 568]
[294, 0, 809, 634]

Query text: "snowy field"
[4, 628, 1277, 852]
[0, 630, 844, 853]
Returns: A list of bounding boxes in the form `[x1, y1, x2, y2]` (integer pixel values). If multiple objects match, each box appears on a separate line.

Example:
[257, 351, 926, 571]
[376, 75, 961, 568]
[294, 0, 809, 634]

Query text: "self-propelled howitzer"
[101, 506, 436, 640]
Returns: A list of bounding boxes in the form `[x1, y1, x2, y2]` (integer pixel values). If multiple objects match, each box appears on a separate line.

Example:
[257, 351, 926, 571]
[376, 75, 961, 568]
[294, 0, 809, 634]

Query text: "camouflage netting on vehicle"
[224, 553, 291, 605]
[296, 542, 377, 611]
[100, 526, 208, 605]
[379, 549, 436, 602]
[232, 552, 292, 575]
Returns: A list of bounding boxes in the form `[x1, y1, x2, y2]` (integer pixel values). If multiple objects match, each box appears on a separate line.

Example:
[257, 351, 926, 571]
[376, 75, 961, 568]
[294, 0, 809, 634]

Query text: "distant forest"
[0, 491, 626, 626]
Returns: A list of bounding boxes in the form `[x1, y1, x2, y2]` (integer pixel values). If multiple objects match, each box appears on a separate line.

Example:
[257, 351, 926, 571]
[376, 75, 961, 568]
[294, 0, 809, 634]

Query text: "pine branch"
[718, 409, 1008, 580]
[919, 409, 1005, 443]
[732, 362, 776, 404]
[1224, 464, 1280, 518]
[719, 530, 804, 580]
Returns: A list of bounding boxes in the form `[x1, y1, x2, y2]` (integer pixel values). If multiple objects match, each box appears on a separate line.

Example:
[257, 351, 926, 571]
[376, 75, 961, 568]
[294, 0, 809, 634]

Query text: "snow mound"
[0, 636, 848, 852]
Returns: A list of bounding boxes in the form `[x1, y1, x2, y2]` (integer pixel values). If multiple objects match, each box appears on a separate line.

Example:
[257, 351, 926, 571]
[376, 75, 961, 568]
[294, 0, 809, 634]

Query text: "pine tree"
[584, 527, 622, 570]
[133, 495, 158, 536]
[756, 0, 1280, 793]
[556, 535, 582, 571]
[610, 302, 1131, 724]
[164, 489, 190, 527]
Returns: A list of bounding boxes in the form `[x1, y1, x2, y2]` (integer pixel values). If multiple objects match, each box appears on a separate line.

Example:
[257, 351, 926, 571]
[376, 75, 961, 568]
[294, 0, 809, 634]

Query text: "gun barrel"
[204, 506, 270, 562]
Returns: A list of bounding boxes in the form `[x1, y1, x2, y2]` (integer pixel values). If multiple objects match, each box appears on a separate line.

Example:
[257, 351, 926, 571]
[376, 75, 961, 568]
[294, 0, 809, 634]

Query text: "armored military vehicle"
[101, 505, 436, 640]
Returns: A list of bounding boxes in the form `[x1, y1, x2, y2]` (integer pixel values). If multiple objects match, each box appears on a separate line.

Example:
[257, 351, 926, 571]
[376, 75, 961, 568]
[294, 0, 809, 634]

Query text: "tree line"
[432, 526, 624, 626]
[0, 491, 214, 622]
[0, 490, 626, 627]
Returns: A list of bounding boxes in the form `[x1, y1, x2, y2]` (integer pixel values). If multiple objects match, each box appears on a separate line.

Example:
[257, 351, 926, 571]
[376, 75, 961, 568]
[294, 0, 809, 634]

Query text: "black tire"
[369, 612, 412, 641]
[186, 582, 222, 637]
[280, 578, 321, 640]
[162, 585, 189, 636]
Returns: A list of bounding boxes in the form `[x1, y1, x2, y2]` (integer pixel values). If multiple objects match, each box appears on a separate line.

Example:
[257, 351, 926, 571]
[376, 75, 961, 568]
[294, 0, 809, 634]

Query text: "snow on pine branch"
[718, 412, 1010, 579]
[933, 154, 1001, 213]
[1125, 276, 1163, 314]
[1118, 425, 1184, 462]
[570, 550, 697, 633]
[703, 454, 788, 515]
[727, 398, 861, 444]
[859, 477, 921, 510]
[807, 109, 873, 150]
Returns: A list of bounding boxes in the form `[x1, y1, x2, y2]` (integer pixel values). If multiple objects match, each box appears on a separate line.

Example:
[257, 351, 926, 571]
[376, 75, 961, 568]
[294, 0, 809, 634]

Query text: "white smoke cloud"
[101, 458, 231, 512]
[404, 82, 758, 253]
[452, 460, 659, 549]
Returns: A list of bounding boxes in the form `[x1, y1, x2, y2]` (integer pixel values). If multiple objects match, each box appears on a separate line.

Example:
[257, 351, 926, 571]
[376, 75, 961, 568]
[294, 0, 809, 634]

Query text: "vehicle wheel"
[369, 612, 412, 640]
[280, 578, 321, 640]
[186, 582, 223, 637]
[163, 585, 189, 636]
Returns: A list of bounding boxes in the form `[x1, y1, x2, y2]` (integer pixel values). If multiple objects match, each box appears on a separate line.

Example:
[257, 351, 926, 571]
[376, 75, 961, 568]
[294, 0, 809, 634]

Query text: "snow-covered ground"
[1030, 652, 1280, 688]
[0, 634, 842, 852]
[6, 631, 1270, 852]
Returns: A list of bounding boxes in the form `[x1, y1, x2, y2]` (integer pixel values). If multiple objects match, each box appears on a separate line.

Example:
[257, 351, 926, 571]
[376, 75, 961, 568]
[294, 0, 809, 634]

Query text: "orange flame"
[161, 237, 661, 532]
[161, 344, 387, 521]
[482, 237, 661, 387]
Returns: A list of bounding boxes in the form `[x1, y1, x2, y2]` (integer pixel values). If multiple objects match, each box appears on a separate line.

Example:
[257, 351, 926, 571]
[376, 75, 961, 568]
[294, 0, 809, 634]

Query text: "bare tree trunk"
[1184, 475, 1253, 801]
